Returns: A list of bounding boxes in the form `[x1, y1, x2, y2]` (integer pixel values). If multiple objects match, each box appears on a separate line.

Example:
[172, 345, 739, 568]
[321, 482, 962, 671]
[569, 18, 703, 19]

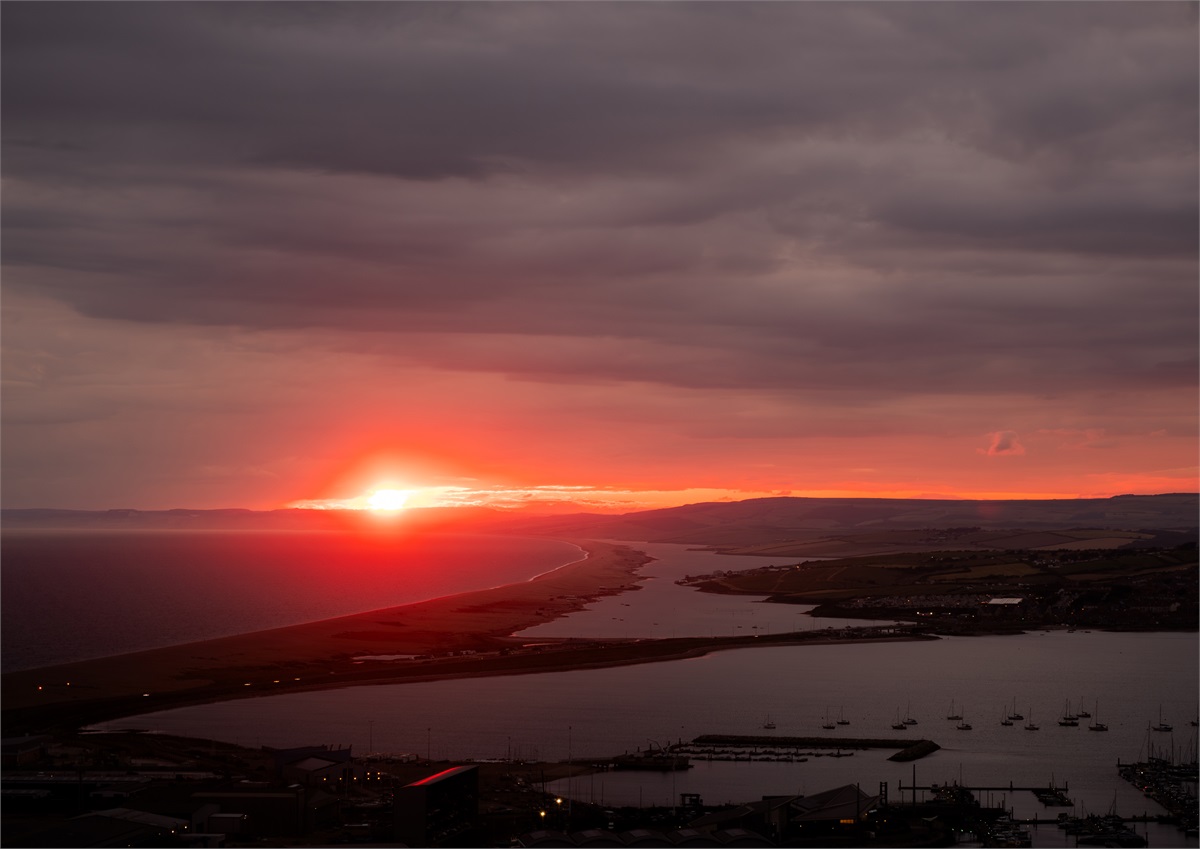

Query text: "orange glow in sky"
[2, 5, 1195, 513]
[365, 489, 411, 511]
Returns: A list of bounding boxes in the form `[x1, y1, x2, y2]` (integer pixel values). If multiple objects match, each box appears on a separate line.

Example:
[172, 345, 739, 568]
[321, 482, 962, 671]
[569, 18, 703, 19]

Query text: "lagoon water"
[515, 541, 892, 639]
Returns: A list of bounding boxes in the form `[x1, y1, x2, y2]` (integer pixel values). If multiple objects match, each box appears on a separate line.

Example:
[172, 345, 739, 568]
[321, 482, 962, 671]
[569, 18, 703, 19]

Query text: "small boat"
[1076, 697, 1090, 719]
[956, 718, 973, 731]
[1008, 697, 1024, 721]
[1088, 700, 1107, 731]
[1152, 706, 1172, 732]
[1025, 709, 1039, 731]
[836, 707, 850, 726]
[891, 709, 907, 731]
[946, 699, 962, 721]
[903, 701, 918, 725]
[762, 714, 776, 730]
[1001, 708, 1014, 727]
[821, 707, 835, 730]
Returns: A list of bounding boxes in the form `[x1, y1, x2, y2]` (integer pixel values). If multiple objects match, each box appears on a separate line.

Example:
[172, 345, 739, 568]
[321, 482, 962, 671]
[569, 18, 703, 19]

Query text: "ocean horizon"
[1, 529, 583, 673]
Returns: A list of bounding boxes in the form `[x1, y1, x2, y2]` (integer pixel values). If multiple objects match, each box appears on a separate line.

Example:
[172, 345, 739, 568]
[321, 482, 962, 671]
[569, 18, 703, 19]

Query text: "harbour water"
[93, 631, 1198, 845]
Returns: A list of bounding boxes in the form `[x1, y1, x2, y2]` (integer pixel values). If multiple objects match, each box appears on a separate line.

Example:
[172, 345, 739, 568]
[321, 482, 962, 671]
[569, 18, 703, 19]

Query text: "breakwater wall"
[686, 734, 940, 761]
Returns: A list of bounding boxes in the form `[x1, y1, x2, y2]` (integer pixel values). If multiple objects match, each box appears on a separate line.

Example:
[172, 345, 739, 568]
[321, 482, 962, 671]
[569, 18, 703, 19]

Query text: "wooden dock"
[899, 781, 1072, 806]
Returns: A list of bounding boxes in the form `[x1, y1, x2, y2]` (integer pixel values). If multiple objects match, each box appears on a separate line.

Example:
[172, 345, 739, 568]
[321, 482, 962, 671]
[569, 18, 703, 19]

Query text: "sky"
[2, 2, 1197, 512]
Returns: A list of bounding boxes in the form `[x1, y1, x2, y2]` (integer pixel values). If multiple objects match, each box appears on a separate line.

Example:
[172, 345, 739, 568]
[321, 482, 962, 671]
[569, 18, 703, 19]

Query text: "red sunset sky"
[2, 3, 1197, 512]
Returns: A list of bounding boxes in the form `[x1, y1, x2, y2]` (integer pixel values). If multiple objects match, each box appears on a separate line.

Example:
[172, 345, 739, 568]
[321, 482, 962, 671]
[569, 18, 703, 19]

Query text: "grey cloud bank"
[2, 2, 1197, 508]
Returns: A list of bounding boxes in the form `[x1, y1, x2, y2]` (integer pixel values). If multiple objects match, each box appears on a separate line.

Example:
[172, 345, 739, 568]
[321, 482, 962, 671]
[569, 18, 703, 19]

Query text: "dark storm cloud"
[2, 1, 1197, 397]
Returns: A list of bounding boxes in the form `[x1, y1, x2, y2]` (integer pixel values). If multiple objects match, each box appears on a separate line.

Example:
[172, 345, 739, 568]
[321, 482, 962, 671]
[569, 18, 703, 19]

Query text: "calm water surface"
[20, 533, 1198, 845]
[1, 530, 582, 671]
[516, 542, 891, 639]
[94, 630, 1198, 846]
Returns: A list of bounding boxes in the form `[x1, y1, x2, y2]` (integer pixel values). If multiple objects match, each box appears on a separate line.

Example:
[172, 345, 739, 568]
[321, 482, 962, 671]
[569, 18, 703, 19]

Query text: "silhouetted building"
[188, 784, 341, 837]
[20, 808, 192, 847]
[394, 765, 479, 846]
[1, 734, 50, 767]
[516, 827, 773, 847]
[789, 783, 878, 839]
[689, 796, 796, 842]
[688, 784, 877, 844]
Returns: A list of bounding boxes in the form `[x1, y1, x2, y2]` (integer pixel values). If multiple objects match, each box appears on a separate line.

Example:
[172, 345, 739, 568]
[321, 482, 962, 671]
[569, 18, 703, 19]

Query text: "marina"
[91, 629, 1197, 846]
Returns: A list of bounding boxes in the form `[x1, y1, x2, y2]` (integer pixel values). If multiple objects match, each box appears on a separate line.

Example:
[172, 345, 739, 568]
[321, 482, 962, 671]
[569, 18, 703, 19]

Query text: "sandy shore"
[2, 539, 933, 733]
[2, 541, 649, 713]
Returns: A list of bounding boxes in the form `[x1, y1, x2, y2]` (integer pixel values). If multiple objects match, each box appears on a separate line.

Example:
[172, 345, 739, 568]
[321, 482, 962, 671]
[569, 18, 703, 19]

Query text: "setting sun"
[366, 489, 411, 511]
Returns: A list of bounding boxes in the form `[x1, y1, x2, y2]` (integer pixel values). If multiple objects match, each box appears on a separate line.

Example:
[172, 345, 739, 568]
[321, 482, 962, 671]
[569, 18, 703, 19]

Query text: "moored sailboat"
[1152, 706, 1172, 732]
[1025, 708, 1039, 731]
[821, 707, 835, 730]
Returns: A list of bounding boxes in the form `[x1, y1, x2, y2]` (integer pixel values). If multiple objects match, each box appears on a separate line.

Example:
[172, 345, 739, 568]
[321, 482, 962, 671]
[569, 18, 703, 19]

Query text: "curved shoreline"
[1, 531, 590, 674]
[1, 540, 652, 726]
[2, 536, 940, 735]
[54, 632, 939, 735]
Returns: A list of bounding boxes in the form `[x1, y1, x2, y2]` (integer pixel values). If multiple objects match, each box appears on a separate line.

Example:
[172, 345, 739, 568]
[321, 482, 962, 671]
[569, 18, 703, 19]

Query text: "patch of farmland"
[1031, 537, 1143, 551]
[1057, 529, 1152, 540]
[927, 562, 1038, 581]
[967, 531, 1078, 549]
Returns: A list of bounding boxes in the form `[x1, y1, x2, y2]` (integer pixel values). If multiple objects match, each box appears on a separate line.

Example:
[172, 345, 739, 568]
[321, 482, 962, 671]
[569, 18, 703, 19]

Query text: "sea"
[5, 531, 1197, 846]
[0, 529, 583, 672]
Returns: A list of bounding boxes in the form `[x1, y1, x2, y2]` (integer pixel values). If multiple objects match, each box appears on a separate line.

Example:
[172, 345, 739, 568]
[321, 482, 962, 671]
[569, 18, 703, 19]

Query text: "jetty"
[680, 733, 940, 761]
[899, 778, 1073, 808]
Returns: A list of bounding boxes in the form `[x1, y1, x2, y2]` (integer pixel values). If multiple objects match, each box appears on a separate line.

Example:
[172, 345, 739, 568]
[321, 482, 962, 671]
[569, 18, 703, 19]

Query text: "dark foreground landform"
[0, 729, 1044, 849]
[681, 542, 1199, 632]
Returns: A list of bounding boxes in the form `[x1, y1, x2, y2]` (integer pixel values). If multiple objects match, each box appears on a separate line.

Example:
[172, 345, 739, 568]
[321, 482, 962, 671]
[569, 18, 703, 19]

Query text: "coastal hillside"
[498, 493, 1199, 549]
[3, 494, 1196, 549]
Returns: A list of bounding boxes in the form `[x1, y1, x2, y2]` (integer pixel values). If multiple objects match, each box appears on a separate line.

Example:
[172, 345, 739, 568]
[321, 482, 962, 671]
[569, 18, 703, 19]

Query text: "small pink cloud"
[980, 430, 1026, 456]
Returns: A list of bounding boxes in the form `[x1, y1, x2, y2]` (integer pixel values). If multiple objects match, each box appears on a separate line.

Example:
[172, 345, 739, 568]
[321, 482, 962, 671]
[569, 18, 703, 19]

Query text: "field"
[684, 544, 1198, 631]
[718, 527, 1159, 558]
